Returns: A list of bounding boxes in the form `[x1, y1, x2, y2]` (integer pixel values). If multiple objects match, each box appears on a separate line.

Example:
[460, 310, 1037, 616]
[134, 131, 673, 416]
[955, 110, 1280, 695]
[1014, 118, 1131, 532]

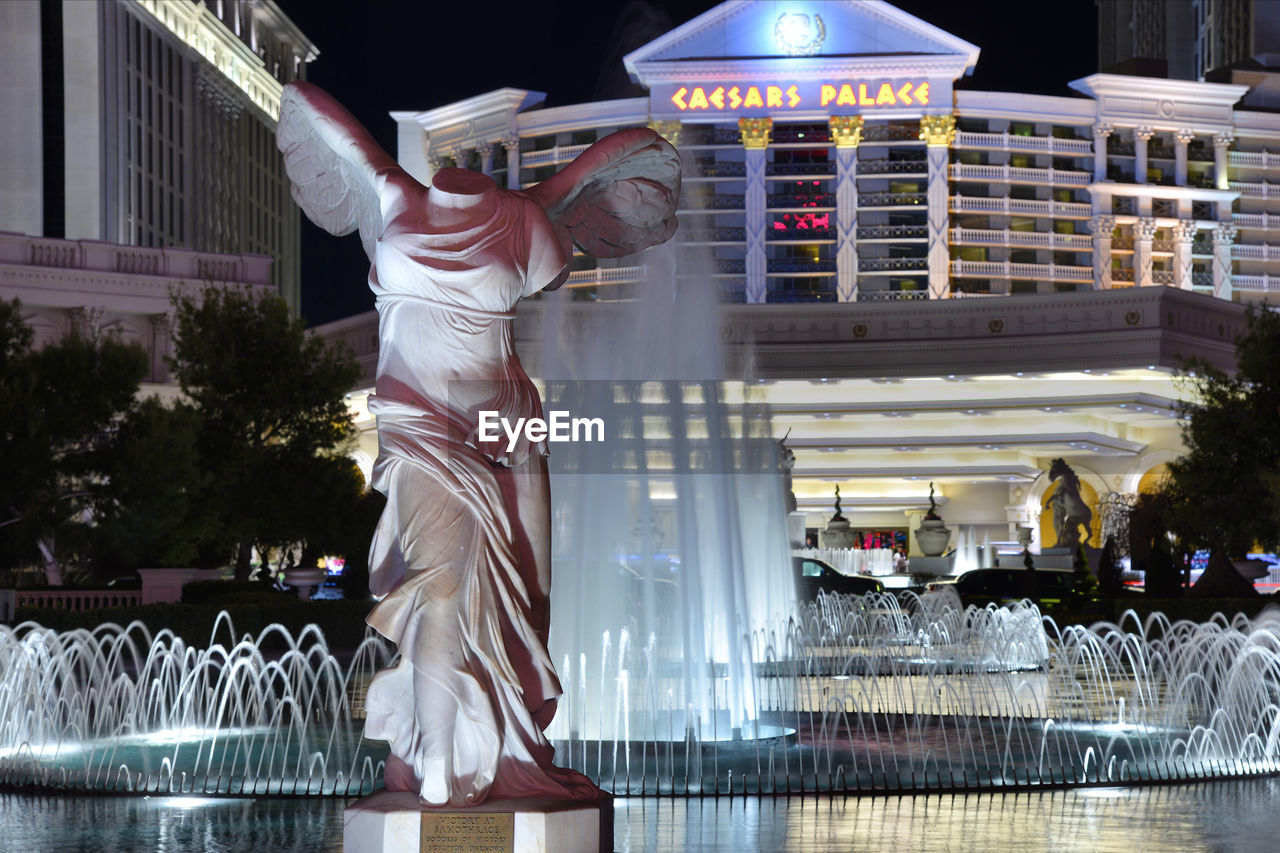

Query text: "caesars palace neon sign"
[668, 80, 931, 112]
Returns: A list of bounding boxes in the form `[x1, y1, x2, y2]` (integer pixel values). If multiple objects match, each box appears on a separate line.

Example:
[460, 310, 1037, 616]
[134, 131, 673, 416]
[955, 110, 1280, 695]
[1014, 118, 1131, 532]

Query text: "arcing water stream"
[3, 592, 1279, 797]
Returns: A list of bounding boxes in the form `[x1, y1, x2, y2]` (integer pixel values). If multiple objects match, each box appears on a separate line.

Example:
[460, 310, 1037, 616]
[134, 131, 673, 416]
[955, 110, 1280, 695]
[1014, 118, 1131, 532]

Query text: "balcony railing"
[681, 227, 746, 242]
[564, 265, 647, 288]
[767, 162, 833, 176]
[768, 193, 835, 208]
[1232, 243, 1280, 261]
[1193, 271, 1214, 287]
[856, 289, 930, 301]
[521, 143, 592, 168]
[949, 228, 1093, 250]
[859, 257, 928, 272]
[1108, 139, 1136, 156]
[1112, 267, 1135, 282]
[1234, 211, 1280, 230]
[767, 228, 834, 241]
[950, 259, 1093, 281]
[1152, 270, 1176, 285]
[953, 131, 1093, 155]
[859, 191, 926, 207]
[1, 232, 273, 285]
[1229, 181, 1280, 199]
[716, 259, 746, 274]
[858, 158, 927, 175]
[862, 123, 921, 142]
[1233, 273, 1280, 292]
[949, 195, 1093, 218]
[949, 163, 1091, 186]
[773, 128, 831, 144]
[1193, 239, 1213, 255]
[767, 259, 836, 273]
[686, 162, 746, 178]
[679, 127, 743, 146]
[1229, 150, 1280, 169]
[858, 224, 928, 240]
[680, 195, 745, 210]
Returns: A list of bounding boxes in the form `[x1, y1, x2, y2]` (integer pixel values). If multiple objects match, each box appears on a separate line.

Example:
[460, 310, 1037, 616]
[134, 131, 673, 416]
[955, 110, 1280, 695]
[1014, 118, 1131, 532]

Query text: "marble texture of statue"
[276, 82, 680, 807]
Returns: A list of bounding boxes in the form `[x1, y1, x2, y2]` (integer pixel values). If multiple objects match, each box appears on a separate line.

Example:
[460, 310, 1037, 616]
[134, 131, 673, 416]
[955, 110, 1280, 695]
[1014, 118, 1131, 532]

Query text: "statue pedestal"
[909, 555, 954, 577]
[343, 790, 611, 853]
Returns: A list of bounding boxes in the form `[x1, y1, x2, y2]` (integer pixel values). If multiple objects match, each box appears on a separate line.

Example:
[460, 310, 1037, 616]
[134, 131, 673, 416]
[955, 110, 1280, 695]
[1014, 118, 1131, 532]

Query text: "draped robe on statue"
[359, 172, 595, 805]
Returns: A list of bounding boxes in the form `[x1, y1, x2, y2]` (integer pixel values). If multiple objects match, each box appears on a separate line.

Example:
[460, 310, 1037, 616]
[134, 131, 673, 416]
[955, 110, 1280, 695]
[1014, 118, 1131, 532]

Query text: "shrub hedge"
[12, 595, 379, 653]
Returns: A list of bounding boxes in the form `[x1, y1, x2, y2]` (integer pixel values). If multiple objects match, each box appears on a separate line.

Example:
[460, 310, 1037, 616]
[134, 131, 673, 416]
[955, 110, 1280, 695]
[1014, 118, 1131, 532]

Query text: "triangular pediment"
[625, 1, 979, 77]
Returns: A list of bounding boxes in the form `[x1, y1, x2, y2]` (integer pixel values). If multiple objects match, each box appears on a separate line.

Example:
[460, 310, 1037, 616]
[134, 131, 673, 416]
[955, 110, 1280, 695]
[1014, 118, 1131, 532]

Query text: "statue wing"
[276, 81, 403, 262]
[524, 128, 680, 259]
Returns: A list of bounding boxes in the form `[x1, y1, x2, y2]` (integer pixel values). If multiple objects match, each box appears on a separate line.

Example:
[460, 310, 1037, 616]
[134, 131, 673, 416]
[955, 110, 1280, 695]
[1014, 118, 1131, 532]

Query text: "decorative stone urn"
[914, 482, 951, 557]
[283, 565, 327, 600]
[915, 518, 951, 557]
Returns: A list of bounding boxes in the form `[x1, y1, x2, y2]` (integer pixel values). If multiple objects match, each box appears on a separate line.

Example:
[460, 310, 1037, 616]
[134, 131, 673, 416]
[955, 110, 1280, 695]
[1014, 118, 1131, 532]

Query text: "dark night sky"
[278, 0, 1098, 326]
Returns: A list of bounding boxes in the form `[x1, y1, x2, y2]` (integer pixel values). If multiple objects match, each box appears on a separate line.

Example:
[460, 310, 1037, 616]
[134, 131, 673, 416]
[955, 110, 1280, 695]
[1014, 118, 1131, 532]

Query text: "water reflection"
[3, 779, 1278, 852]
[614, 778, 1280, 853]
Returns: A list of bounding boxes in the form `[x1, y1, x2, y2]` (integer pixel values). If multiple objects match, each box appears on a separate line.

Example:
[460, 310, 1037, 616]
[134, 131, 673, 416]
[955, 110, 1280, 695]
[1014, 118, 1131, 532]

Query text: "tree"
[87, 397, 216, 574]
[1168, 305, 1280, 596]
[0, 299, 148, 583]
[169, 286, 361, 580]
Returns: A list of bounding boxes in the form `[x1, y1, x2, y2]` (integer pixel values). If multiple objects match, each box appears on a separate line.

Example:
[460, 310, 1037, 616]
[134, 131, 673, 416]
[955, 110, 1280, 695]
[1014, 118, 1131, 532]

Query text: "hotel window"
[1010, 122, 1034, 137]
[1053, 220, 1076, 235]
[953, 246, 988, 262]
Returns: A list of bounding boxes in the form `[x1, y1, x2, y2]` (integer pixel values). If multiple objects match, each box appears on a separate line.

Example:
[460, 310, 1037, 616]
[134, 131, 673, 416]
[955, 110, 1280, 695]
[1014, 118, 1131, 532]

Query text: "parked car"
[794, 556, 884, 600]
[928, 568, 1074, 607]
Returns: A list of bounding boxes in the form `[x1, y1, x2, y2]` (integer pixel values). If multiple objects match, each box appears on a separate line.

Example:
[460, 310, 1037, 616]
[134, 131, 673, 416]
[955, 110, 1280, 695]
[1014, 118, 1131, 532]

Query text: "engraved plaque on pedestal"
[420, 812, 514, 853]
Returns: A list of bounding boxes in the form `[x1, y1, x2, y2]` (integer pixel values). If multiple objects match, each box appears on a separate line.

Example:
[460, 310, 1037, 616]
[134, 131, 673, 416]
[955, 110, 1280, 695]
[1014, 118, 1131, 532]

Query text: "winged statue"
[276, 82, 680, 807]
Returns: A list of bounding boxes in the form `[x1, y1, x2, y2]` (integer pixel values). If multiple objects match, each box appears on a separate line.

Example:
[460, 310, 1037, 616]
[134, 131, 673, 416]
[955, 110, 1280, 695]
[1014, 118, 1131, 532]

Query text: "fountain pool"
[3, 591, 1279, 798]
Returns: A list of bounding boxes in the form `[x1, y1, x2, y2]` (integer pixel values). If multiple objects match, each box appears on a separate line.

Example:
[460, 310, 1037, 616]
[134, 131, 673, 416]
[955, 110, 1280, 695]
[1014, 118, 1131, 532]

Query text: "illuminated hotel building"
[321, 0, 1278, 555]
[0, 0, 316, 361]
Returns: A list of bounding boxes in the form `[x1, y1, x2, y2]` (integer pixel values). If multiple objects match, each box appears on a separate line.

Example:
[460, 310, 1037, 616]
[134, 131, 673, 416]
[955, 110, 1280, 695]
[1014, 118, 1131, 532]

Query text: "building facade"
[321, 1, 1272, 557]
[0, 0, 315, 311]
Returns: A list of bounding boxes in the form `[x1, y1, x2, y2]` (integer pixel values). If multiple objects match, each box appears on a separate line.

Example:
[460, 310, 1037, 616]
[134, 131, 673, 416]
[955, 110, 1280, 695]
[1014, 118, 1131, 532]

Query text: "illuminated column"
[1213, 131, 1234, 190]
[919, 114, 956, 299]
[648, 120, 682, 147]
[829, 116, 863, 302]
[1090, 214, 1115, 289]
[1212, 223, 1237, 298]
[740, 117, 772, 304]
[477, 143, 495, 176]
[452, 146, 471, 170]
[1174, 129, 1195, 186]
[1092, 123, 1113, 182]
[1133, 127, 1153, 184]
[1172, 220, 1196, 289]
[501, 136, 521, 190]
[1134, 217, 1157, 287]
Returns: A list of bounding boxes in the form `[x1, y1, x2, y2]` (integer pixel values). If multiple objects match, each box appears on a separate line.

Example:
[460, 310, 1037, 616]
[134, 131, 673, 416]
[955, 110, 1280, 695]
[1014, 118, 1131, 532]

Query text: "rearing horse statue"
[1047, 458, 1092, 551]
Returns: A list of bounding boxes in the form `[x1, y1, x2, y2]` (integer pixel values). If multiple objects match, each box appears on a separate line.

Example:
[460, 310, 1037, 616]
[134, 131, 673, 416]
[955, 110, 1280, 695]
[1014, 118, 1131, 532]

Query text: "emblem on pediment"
[775, 12, 825, 56]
